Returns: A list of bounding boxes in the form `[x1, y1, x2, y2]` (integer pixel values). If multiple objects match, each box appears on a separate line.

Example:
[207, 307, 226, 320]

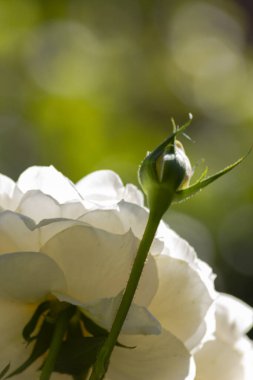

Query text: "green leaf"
[53, 336, 105, 375]
[68, 318, 84, 340]
[195, 166, 208, 184]
[80, 313, 108, 337]
[0, 364, 10, 379]
[173, 152, 249, 203]
[80, 313, 135, 350]
[22, 301, 50, 343]
[6, 319, 54, 378]
[115, 341, 136, 349]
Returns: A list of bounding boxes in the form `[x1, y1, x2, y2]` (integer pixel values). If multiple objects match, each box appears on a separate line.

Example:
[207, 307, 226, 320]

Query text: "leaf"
[53, 336, 105, 375]
[80, 314, 135, 350]
[80, 313, 108, 337]
[115, 341, 136, 350]
[22, 301, 50, 343]
[0, 364, 10, 379]
[6, 319, 54, 378]
[68, 319, 84, 339]
[195, 166, 208, 184]
[173, 152, 249, 203]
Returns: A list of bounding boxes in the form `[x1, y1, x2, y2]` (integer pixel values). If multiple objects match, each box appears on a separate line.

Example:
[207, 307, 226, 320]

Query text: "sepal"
[174, 152, 250, 203]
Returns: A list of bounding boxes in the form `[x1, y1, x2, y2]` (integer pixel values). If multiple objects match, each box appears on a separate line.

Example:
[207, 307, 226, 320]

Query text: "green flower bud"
[138, 120, 192, 215]
[139, 116, 248, 217]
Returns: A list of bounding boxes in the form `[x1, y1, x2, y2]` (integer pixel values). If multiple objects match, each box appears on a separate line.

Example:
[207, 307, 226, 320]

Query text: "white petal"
[17, 190, 87, 223]
[0, 299, 39, 378]
[235, 337, 253, 380]
[17, 166, 82, 204]
[117, 201, 151, 239]
[41, 225, 158, 306]
[149, 255, 214, 345]
[123, 184, 144, 206]
[37, 217, 100, 247]
[158, 221, 197, 263]
[0, 174, 22, 210]
[186, 302, 216, 352]
[81, 292, 161, 335]
[78, 208, 125, 234]
[54, 291, 161, 335]
[17, 191, 62, 223]
[194, 337, 248, 380]
[59, 201, 86, 219]
[76, 170, 124, 205]
[37, 218, 78, 246]
[106, 329, 195, 380]
[0, 211, 39, 254]
[77, 170, 144, 207]
[0, 174, 15, 196]
[79, 202, 163, 255]
[215, 293, 253, 343]
[0, 252, 67, 302]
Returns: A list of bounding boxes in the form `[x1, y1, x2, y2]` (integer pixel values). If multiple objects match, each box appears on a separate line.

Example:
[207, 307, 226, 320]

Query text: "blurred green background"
[0, 0, 252, 312]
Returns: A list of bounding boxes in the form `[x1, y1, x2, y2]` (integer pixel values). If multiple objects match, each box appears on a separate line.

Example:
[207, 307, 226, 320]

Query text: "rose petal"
[59, 201, 86, 219]
[149, 255, 214, 344]
[17, 191, 62, 223]
[76, 170, 144, 208]
[0, 252, 67, 302]
[36, 217, 98, 246]
[54, 291, 161, 335]
[0, 299, 38, 378]
[78, 208, 125, 234]
[0, 211, 39, 254]
[17, 166, 82, 204]
[79, 202, 163, 255]
[116, 202, 151, 237]
[0, 174, 15, 196]
[158, 221, 197, 262]
[41, 225, 158, 306]
[0, 174, 22, 210]
[82, 292, 161, 335]
[194, 337, 249, 380]
[123, 184, 144, 206]
[36, 218, 78, 246]
[235, 337, 253, 380]
[106, 329, 195, 380]
[186, 303, 216, 352]
[215, 293, 253, 343]
[17, 190, 87, 223]
[76, 170, 124, 205]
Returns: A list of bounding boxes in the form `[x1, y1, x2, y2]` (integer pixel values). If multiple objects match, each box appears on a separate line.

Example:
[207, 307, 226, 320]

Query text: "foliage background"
[0, 0, 252, 318]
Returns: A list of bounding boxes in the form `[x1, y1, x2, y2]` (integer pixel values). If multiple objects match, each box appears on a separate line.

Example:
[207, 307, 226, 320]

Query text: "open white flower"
[0, 167, 216, 379]
[194, 293, 253, 380]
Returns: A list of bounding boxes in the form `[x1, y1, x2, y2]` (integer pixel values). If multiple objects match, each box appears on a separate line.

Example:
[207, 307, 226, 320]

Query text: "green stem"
[40, 308, 72, 380]
[88, 209, 163, 380]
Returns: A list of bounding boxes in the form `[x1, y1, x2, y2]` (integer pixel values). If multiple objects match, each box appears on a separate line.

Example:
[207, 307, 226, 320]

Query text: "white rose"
[0, 166, 215, 380]
[194, 293, 253, 380]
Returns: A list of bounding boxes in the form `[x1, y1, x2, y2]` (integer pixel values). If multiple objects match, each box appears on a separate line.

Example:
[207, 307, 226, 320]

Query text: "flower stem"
[88, 209, 163, 380]
[40, 308, 72, 380]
